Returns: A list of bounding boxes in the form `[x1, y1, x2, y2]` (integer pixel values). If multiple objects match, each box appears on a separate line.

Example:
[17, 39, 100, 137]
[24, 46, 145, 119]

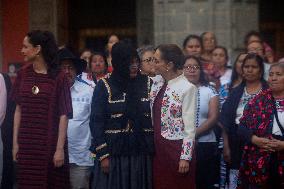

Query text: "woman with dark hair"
[80, 48, 93, 69]
[229, 53, 248, 91]
[151, 44, 197, 189]
[201, 32, 217, 62]
[211, 46, 232, 88]
[90, 41, 154, 189]
[105, 34, 119, 73]
[89, 52, 109, 83]
[220, 53, 268, 189]
[220, 53, 247, 109]
[183, 56, 220, 189]
[183, 35, 203, 57]
[11, 30, 73, 188]
[244, 31, 263, 47]
[237, 62, 284, 189]
[218, 53, 246, 188]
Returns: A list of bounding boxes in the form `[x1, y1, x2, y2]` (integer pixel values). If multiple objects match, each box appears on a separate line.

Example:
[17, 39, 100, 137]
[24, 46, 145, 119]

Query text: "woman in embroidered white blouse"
[151, 44, 197, 189]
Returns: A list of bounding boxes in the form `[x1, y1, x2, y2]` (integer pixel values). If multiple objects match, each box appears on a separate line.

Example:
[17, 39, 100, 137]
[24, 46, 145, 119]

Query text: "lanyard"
[76, 74, 94, 88]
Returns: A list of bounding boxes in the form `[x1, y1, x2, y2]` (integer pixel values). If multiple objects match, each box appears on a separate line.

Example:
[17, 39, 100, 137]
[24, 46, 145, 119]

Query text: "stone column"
[136, 0, 154, 46]
[29, 0, 68, 46]
[154, 0, 190, 46]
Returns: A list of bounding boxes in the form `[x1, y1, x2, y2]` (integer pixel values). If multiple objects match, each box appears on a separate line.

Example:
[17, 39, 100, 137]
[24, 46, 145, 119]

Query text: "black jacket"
[89, 74, 154, 161]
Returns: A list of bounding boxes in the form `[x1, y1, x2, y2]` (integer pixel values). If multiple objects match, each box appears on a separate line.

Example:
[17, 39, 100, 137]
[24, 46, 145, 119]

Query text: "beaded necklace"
[196, 87, 200, 127]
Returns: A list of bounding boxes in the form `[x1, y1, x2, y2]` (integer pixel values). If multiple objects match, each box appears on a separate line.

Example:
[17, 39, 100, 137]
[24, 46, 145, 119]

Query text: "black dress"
[90, 73, 154, 189]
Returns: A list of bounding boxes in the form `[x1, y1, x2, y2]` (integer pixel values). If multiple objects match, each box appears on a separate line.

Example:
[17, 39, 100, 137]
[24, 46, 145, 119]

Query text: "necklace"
[32, 65, 41, 95]
[32, 63, 47, 95]
[32, 85, 40, 95]
[196, 87, 200, 127]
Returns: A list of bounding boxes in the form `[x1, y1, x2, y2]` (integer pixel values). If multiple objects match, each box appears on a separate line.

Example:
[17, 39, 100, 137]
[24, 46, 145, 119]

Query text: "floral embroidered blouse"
[150, 74, 197, 160]
[237, 89, 284, 187]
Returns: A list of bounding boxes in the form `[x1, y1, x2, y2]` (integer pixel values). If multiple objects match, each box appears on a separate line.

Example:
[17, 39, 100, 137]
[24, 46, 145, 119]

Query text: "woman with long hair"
[11, 30, 72, 188]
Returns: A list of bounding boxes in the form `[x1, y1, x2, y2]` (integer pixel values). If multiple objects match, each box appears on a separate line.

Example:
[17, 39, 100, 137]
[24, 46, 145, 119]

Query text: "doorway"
[259, 0, 284, 59]
[68, 0, 137, 54]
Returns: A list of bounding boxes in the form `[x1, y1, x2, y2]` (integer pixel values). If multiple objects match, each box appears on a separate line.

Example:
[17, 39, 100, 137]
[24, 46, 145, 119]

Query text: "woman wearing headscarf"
[90, 41, 154, 189]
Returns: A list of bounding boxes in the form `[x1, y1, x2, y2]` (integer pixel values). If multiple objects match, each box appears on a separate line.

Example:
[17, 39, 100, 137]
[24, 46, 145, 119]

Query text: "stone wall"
[29, 0, 68, 46]
[153, 0, 258, 58]
[136, 0, 154, 46]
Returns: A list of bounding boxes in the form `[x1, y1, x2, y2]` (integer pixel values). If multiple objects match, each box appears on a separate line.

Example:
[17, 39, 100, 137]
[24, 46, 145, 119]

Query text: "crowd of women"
[0, 29, 284, 189]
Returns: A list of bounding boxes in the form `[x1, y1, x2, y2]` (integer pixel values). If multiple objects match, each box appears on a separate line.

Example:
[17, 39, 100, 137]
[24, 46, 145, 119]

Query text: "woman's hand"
[53, 149, 64, 167]
[268, 138, 284, 151]
[178, 159, 189, 174]
[101, 157, 110, 174]
[251, 135, 274, 152]
[12, 143, 19, 162]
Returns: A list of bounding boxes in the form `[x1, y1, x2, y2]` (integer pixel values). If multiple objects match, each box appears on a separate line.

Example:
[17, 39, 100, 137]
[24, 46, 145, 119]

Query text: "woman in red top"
[11, 30, 73, 189]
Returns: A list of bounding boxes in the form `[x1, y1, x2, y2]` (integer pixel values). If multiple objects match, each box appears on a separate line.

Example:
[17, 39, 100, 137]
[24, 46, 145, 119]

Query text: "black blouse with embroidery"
[89, 74, 154, 161]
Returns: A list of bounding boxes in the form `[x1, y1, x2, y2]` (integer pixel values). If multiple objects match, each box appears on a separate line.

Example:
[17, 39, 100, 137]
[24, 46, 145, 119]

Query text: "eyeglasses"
[248, 48, 264, 53]
[183, 65, 200, 71]
[142, 57, 156, 63]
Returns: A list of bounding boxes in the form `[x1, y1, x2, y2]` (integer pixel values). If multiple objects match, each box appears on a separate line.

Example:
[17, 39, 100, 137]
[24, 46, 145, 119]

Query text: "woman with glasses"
[151, 44, 197, 189]
[137, 45, 156, 77]
[183, 56, 220, 189]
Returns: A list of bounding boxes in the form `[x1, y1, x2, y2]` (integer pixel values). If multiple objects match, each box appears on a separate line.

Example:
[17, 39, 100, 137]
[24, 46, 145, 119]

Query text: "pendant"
[32, 85, 40, 95]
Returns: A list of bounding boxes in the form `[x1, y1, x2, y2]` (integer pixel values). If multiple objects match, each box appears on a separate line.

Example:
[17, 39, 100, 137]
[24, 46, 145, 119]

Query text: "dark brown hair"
[156, 44, 184, 71]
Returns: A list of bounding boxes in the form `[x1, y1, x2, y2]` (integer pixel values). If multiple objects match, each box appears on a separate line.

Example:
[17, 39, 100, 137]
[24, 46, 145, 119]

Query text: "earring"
[166, 69, 169, 72]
